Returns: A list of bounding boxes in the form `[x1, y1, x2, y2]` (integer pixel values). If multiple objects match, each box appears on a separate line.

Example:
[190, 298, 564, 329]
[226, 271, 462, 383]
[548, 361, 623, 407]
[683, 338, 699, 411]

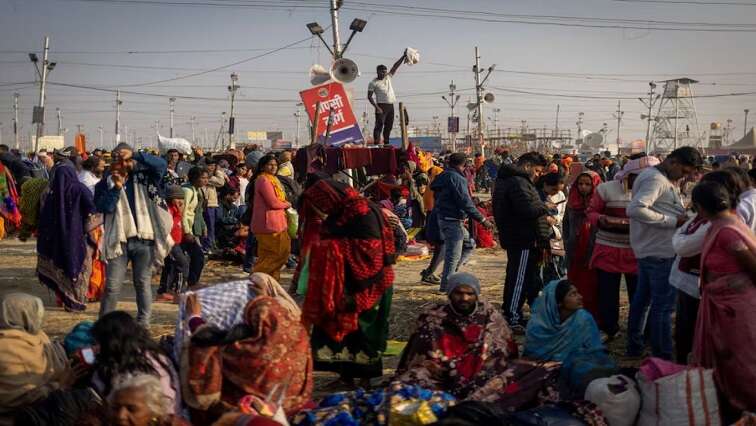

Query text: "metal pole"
[330, 0, 341, 58]
[190, 116, 196, 143]
[228, 74, 238, 150]
[169, 97, 176, 138]
[474, 47, 483, 150]
[450, 81, 457, 152]
[13, 93, 19, 150]
[115, 90, 122, 144]
[645, 85, 655, 152]
[34, 36, 51, 152]
[745, 109, 750, 137]
[555, 104, 560, 138]
[616, 100, 623, 147]
[674, 96, 679, 149]
[295, 110, 301, 147]
[98, 126, 104, 147]
[56, 108, 62, 136]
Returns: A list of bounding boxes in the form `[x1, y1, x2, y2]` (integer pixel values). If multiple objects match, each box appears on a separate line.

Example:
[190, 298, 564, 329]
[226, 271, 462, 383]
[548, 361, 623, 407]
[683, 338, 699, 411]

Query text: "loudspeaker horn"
[483, 92, 495, 103]
[309, 64, 331, 86]
[330, 58, 360, 84]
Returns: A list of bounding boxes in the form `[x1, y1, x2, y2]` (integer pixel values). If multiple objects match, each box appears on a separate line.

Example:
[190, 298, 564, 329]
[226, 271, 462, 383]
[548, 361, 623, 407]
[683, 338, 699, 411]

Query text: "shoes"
[421, 271, 441, 285]
[156, 293, 174, 303]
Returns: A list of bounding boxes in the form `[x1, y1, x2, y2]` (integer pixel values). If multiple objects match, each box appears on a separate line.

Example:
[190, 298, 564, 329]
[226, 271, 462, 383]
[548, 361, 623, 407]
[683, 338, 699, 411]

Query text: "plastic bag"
[636, 367, 720, 426]
[286, 207, 299, 239]
[584, 375, 640, 426]
[157, 134, 193, 155]
[404, 47, 420, 65]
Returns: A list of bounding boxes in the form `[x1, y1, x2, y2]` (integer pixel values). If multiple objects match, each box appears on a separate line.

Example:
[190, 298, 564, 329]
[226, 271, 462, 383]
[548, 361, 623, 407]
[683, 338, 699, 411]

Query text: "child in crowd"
[157, 185, 190, 303]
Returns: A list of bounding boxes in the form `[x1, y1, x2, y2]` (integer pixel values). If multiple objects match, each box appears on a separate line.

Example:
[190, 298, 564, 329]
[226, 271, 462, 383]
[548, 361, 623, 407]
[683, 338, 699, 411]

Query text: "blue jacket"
[94, 152, 167, 219]
[429, 168, 484, 223]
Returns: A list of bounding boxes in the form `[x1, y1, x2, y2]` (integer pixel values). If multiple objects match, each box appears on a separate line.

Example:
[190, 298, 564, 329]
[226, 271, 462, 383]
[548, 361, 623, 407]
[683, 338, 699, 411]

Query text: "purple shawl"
[36, 164, 95, 309]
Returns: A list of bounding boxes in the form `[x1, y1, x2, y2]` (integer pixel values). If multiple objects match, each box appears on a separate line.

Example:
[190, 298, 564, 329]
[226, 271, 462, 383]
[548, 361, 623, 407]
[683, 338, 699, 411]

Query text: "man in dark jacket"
[492, 152, 553, 331]
[430, 153, 494, 292]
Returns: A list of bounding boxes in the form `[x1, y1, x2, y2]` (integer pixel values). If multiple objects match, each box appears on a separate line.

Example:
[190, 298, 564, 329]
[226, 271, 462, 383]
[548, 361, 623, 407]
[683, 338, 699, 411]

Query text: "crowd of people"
[0, 139, 755, 425]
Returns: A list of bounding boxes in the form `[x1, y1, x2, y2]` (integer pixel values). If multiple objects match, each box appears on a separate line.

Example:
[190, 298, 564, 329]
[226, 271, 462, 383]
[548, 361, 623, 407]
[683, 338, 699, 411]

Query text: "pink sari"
[693, 215, 756, 411]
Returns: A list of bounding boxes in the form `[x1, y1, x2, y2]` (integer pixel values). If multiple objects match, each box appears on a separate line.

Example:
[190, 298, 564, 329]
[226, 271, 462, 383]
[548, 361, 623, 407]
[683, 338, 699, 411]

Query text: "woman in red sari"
[563, 171, 602, 319]
[691, 181, 756, 419]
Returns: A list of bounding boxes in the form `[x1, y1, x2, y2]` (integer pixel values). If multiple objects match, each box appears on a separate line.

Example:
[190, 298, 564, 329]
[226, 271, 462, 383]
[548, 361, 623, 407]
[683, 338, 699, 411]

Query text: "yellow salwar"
[254, 231, 291, 282]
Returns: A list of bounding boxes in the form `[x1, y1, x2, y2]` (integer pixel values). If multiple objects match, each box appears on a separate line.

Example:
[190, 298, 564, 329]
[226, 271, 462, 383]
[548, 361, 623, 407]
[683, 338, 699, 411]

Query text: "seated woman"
[91, 312, 182, 417]
[182, 290, 312, 421]
[397, 273, 560, 405]
[104, 373, 189, 426]
[0, 294, 64, 421]
[524, 280, 617, 399]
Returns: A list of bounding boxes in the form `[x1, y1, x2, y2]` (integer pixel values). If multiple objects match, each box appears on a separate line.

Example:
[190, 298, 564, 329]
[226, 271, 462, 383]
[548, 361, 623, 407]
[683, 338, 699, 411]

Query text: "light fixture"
[29, 53, 38, 63]
[349, 18, 367, 32]
[306, 22, 324, 35]
[48, 62, 56, 71]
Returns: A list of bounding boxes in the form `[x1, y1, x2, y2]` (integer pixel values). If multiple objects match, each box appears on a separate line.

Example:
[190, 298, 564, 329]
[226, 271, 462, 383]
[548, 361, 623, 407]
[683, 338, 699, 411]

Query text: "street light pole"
[745, 109, 750, 137]
[12, 93, 20, 150]
[330, 0, 341, 58]
[57, 108, 63, 136]
[115, 90, 122, 144]
[98, 126, 104, 147]
[169, 97, 176, 138]
[32, 36, 54, 152]
[228, 73, 239, 150]
[442, 80, 460, 152]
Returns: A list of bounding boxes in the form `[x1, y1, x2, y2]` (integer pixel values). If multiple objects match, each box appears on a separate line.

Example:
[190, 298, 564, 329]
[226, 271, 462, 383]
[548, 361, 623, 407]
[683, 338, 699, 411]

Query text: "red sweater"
[169, 204, 183, 244]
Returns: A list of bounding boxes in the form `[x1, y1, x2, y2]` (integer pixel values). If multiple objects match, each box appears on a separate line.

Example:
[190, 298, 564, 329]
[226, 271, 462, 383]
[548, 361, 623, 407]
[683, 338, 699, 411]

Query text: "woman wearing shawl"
[300, 178, 396, 384]
[586, 154, 659, 337]
[36, 163, 100, 311]
[524, 280, 617, 399]
[0, 162, 22, 239]
[563, 171, 602, 318]
[182, 291, 312, 421]
[251, 155, 291, 282]
[0, 294, 73, 424]
[691, 181, 756, 416]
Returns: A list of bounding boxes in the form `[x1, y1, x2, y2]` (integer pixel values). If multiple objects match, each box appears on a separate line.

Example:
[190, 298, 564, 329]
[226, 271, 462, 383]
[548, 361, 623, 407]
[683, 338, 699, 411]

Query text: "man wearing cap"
[396, 272, 517, 399]
[94, 143, 171, 327]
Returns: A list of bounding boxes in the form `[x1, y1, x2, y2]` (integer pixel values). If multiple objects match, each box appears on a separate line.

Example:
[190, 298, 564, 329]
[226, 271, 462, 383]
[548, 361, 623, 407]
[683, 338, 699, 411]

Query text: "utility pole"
[98, 126, 104, 147]
[31, 36, 55, 152]
[673, 95, 679, 150]
[115, 90, 122, 144]
[12, 93, 20, 150]
[330, 0, 342, 58]
[294, 105, 302, 147]
[189, 116, 197, 143]
[472, 47, 495, 156]
[614, 100, 624, 148]
[228, 73, 239, 149]
[169, 97, 176, 138]
[639, 82, 658, 152]
[745, 109, 750, 137]
[555, 104, 560, 137]
[56, 108, 63, 136]
[204, 128, 209, 149]
[442, 80, 461, 152]
[576, 112, 584, 148]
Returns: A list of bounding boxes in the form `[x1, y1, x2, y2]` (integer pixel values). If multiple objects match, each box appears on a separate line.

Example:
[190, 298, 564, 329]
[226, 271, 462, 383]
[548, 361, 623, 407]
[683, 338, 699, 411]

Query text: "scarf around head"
[567, 171, 601, 211]
[0, 293, 45, 334]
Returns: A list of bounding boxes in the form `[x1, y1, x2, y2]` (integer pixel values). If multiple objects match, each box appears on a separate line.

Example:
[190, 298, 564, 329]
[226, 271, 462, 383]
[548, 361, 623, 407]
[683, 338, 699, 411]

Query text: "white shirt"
[368, 75, 396, 104]
[237, 177, 249, 207]
[736, 188, 756, 233]
[78, 170, 100, 195]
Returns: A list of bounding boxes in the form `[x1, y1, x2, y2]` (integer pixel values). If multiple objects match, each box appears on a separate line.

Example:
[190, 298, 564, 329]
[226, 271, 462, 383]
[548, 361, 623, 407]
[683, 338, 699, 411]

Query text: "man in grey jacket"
[625, 146, 703, 360]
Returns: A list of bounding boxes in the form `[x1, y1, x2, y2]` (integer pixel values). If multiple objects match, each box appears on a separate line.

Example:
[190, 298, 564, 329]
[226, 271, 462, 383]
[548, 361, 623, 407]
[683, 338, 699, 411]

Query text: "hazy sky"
[1, 0, 756, 150]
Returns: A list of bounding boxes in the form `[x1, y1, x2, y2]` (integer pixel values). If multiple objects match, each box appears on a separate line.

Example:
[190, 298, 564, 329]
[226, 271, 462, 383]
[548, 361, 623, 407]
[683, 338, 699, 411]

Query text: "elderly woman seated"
[106, 373, 189, 426]
[396, 273, 559, 406]
[0, 293, 97, 425]
[182, 273, 312, 422]
[523, 280, 618, 398]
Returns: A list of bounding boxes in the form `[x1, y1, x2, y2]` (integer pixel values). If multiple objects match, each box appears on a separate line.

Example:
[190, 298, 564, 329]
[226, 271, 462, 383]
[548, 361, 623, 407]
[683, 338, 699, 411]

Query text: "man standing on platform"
[367, 50, 407, 145]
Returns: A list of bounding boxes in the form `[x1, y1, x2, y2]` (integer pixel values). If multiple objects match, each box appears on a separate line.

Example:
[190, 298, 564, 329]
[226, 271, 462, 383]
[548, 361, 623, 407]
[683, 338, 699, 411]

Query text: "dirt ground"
[0, 238, 634, 392]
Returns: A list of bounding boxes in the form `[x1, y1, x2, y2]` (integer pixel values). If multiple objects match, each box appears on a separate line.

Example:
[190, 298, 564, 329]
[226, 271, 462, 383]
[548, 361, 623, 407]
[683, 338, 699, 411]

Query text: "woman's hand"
[58, 359, 89, 389]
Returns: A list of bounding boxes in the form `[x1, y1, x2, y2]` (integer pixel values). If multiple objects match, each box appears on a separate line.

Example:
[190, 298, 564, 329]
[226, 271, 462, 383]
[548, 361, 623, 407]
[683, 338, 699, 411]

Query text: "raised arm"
[389, 51, 406, 76]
